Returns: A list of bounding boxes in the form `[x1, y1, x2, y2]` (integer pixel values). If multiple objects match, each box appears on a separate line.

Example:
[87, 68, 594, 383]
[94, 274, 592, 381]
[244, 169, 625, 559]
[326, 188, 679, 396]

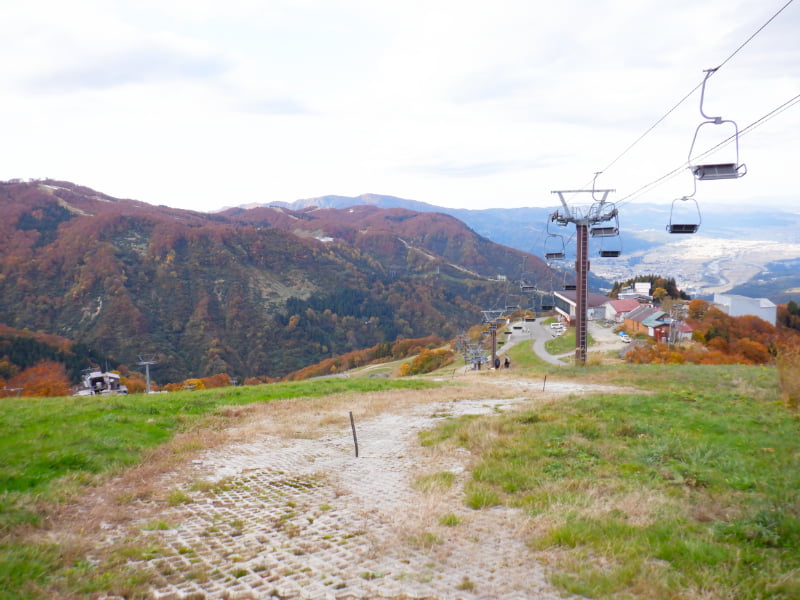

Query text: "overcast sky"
[1, 0, 798, 213]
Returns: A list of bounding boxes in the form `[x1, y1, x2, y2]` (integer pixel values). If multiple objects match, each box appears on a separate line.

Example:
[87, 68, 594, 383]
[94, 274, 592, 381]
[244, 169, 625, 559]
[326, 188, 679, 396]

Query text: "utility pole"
[669, 303, 687, 347]
[550, 187, 616, 365]
[137, 354, 158, 394]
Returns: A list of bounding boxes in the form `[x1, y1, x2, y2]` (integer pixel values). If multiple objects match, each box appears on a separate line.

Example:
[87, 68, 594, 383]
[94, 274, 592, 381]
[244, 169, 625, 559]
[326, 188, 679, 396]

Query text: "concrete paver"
[93, 395, 583, 600]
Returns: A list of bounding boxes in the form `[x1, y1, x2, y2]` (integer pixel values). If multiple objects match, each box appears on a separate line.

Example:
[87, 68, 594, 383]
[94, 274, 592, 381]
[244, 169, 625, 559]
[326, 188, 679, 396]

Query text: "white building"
[618, 282, 652, 302]
[713, 293, 776, 326]
[554, 290, 610, 323]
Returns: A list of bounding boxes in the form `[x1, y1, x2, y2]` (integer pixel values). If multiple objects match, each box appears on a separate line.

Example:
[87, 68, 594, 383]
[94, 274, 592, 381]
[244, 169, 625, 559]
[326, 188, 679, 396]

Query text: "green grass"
[0, 377, 442, 599]
[504, 338, 551, 370]
[544, 328, 595, 355]
[421, 363, 800, 599]
[0, 378, 440, 498]
[438, 512, 461, 527]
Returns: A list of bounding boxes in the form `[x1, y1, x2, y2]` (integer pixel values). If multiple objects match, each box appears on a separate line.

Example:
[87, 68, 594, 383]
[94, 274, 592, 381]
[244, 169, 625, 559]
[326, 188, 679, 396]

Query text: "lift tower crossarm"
[551, 189, 616, 223]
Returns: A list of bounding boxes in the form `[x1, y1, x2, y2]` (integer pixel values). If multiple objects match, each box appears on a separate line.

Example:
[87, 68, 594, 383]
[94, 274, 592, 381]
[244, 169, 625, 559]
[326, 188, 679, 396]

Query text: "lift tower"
[550, 188, 616, 365]
[481, 310, 505, 368]
[137, 354, 158, 394]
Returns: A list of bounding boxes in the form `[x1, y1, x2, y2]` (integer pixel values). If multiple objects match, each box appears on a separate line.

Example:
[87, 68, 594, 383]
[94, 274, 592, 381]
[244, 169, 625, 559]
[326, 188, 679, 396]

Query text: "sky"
[1, 0, 798, 214]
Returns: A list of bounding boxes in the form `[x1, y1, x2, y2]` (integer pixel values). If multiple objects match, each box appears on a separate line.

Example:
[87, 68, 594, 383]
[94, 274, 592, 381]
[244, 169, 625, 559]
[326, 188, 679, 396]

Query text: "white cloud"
[0, 0, 798, 212]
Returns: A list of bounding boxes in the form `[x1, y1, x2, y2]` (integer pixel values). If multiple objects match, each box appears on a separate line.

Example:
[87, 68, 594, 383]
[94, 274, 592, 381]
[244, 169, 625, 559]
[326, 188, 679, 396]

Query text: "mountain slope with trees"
[0, 180, 551, 383]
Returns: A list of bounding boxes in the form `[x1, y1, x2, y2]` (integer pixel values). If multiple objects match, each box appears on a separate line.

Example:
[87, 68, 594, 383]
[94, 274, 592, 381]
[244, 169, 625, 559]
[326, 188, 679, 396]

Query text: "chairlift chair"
[589, 203, 619, 238]
[590, 225, 619, 237]
[598, 233, 622, 257]
[544, 234, 566, 261]
[688, 69, 747, 181]
[599, 249, 621, 257]
[540, 293, 555, 311]
[561, 270, 576, 290]
[667, 196, 701, 234]
[519, 272, 539, 304]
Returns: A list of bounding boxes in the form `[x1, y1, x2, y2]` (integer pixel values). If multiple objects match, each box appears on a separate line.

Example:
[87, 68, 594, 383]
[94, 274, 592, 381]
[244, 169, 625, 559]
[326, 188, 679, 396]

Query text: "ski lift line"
[713, 0, 796, 73]
[615, 91, 800, 207]
[581, 0, 796, 190]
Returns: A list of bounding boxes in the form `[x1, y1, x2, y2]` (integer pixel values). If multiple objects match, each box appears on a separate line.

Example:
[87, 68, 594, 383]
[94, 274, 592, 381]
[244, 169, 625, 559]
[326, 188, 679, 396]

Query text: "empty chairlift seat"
[667, 197, 701, 234]
[590, 225, 618, 237]
[688, 68, 747, 182]
[598, 233, 622, 257]
[544, 234, 566, 261]
[668, 223, 700, 234]
[692, 162, 746, 180]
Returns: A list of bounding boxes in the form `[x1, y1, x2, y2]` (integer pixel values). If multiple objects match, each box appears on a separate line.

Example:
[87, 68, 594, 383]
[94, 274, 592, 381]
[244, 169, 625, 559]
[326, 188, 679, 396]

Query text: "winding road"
[497, 318, 626, 366]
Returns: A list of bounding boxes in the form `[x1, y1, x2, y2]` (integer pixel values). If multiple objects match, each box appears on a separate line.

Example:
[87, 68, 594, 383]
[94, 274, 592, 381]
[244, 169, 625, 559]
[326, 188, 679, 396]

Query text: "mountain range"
[0, 180, 552, 383]
[4, 179, 796, 384]
[270, 194, 800, 302]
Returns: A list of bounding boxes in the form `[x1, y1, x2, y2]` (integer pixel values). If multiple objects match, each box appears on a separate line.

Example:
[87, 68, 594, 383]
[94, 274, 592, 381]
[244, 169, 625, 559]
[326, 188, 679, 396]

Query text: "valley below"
[591, 235, 800, 298]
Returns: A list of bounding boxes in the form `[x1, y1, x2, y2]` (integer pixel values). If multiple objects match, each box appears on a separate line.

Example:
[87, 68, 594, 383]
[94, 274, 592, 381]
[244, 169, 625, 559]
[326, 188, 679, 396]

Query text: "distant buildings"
[604, 298, 641, 323]
[713, 293, 777, 326]
[613, 292, 776, 344]
[555, 288, 775, 344]
[617, 304, 693, 343]
[554, 290, 611, 323]
[618, 282, 652, 302]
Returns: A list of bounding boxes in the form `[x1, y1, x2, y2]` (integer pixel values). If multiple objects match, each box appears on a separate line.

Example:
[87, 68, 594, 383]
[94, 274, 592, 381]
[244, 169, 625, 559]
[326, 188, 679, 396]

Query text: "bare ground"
[41, 376, 618, 600]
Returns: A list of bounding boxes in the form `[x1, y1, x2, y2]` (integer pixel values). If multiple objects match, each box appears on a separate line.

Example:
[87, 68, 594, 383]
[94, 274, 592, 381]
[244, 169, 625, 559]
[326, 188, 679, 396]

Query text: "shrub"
[7, 360, 71, 397]
[777, 336, 800, 410]
[398, 348, 454, 376]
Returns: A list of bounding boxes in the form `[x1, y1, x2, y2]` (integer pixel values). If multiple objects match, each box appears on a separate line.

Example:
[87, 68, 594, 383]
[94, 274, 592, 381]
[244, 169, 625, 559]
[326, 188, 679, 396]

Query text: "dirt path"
[75, 379, 606, 600]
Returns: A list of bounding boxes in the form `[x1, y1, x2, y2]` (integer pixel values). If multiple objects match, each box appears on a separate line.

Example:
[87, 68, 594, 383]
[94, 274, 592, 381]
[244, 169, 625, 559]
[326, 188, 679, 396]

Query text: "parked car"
[619, 333, 631, 343]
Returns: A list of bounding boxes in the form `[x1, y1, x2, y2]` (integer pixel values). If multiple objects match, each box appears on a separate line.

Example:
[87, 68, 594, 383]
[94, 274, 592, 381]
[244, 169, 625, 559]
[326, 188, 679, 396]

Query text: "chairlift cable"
[575, 0, 796, 193]
[712, 0, 795, 73]
[615, 90, 800, 206]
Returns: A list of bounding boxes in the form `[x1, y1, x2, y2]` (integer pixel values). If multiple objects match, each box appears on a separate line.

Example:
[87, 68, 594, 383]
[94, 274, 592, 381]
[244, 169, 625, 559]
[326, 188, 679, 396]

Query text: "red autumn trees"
[1, 360, 71, 397]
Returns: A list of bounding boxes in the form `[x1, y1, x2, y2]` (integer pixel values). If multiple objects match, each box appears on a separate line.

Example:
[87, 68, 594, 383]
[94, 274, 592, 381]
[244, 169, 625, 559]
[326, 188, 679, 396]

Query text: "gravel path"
[90, 384, 596, 600]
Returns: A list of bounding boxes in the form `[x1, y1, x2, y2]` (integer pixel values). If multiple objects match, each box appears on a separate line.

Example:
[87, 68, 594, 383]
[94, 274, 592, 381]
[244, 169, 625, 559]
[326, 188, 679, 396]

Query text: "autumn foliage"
[777, 300, 800, 332]
[1, 179, 544, 382]
[397, 348, 454, 376]
[282, 336, 444, 381]
[2, 360, 71, 397]
[162, 373, 233, 392]
[625, 299, 791, 366]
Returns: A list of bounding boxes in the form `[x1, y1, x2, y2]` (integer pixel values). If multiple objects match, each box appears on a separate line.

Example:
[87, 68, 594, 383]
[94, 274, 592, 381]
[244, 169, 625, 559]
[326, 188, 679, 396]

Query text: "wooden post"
[349, 411, 359, 458]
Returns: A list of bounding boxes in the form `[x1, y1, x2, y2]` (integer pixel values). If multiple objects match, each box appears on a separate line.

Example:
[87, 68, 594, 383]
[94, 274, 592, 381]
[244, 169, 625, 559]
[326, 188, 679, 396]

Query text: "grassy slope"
[2, 347, 798, 600]
[0, 378, 441, 599]
[420, 360, 800, 599]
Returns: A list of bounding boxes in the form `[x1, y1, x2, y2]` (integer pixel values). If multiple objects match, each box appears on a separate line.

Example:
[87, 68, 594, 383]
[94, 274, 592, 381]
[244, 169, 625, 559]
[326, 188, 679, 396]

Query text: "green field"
[2, 359, 798, 599]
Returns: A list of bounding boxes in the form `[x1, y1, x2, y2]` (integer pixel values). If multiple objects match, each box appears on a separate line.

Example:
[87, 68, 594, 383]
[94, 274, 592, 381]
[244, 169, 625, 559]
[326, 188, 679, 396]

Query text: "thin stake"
[542, 375, 547, 392]
[349, 411, 359, 458]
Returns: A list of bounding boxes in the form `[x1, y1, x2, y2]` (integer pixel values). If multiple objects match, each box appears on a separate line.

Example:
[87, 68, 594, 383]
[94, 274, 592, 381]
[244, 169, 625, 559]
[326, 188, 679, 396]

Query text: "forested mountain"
[0, 180, 552, 382]
[269, 193, 800, 300]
